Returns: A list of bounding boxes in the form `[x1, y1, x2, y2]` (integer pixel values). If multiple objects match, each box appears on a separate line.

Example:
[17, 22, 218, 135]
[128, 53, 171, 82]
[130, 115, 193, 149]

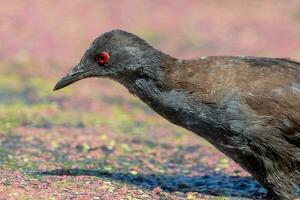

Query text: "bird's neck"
[119, 52, 201, 130]
[119, 52, 185, 123]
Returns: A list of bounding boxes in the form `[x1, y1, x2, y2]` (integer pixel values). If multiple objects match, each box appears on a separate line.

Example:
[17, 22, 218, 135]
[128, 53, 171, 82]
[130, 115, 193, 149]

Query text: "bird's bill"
[53, 66, 91, 91]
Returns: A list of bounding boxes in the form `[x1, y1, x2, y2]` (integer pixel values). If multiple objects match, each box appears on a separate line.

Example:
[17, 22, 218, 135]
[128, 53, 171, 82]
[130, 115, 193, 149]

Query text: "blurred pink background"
[1, 0, 300, 74]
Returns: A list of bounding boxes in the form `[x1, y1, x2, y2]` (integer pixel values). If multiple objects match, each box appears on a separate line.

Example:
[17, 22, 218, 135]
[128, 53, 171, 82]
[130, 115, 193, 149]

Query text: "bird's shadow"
[37, 168, 267, 198]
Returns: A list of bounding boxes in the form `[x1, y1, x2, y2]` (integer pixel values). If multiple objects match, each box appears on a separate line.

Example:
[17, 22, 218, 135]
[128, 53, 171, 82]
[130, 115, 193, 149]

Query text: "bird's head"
[54, 29, 167, 91]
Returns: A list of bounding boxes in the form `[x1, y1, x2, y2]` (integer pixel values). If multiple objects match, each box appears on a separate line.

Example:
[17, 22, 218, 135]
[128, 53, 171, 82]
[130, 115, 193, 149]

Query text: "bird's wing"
[241, 58, 300, 147]
[244, 87, 300, 147]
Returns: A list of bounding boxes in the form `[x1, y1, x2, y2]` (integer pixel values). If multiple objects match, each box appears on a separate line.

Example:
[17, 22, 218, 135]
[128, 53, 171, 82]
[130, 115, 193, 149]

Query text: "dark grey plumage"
[54, 30, 300, 200]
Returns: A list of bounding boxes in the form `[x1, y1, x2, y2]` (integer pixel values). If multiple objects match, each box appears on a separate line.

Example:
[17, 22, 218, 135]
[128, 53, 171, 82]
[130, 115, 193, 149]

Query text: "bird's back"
[164, 56, 300, 105]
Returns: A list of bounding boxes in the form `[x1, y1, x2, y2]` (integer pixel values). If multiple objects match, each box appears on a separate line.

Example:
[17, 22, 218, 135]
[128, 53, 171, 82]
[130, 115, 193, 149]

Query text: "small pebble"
[153, 186, 162, 194]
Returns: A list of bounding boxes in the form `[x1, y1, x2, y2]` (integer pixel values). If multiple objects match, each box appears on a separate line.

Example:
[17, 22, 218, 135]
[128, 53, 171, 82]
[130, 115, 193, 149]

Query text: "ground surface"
[0, 1, 300, 199]
[0, 72, 266, 199]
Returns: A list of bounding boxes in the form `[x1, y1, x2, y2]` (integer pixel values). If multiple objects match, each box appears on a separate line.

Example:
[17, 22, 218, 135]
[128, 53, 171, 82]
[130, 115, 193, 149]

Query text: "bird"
[54, 29, 300, 200]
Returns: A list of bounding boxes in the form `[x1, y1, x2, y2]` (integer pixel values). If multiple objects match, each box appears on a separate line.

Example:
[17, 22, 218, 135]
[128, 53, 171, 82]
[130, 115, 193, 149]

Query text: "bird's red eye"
[96, 52, 110, 65]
